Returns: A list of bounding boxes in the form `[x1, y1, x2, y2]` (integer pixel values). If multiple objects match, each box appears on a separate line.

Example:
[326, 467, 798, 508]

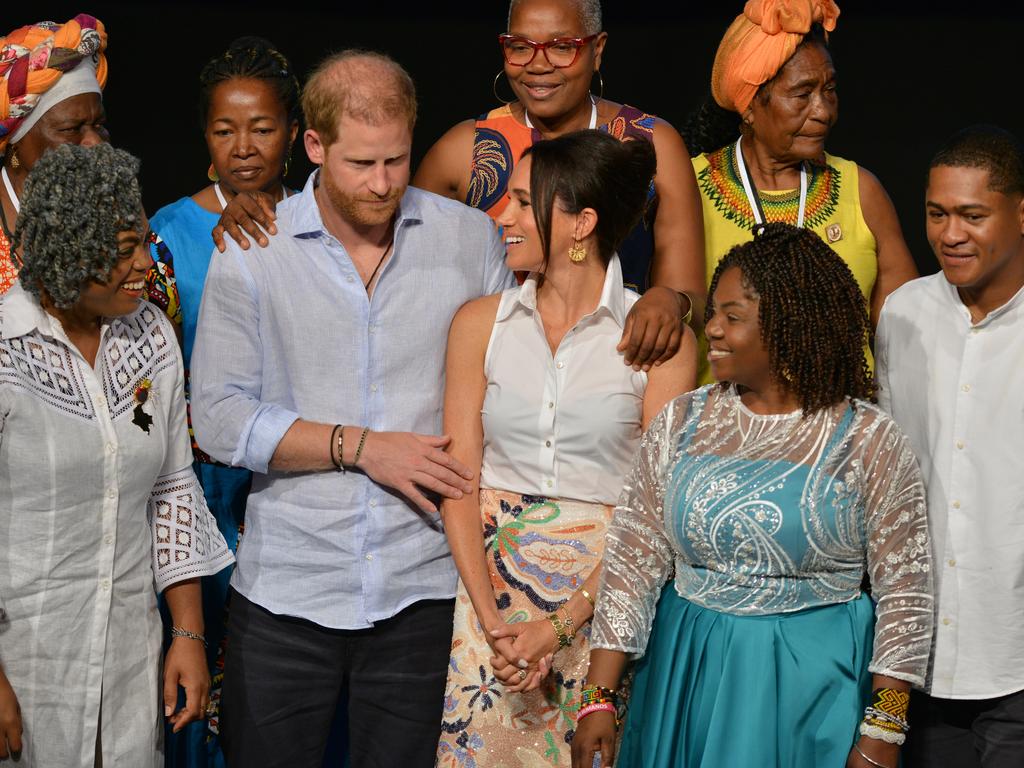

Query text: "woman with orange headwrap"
[684, 0, 917, 384]
[0, 15, 112, 296]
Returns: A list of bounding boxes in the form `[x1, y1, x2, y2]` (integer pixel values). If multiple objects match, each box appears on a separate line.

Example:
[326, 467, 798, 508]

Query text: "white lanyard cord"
[735, 136, 808, 229]
[2, 167, 20, 213]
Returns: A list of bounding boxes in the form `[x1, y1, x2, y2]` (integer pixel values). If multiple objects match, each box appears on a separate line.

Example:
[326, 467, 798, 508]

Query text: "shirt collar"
[942, 275, 1024, 328]
[497, 253, 628, 326]
[291, 170, 424, 238]
[0, 281, 51, 340]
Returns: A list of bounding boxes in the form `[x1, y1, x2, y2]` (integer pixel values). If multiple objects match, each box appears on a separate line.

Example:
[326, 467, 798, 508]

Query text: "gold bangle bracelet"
[578, 587, 596, 608]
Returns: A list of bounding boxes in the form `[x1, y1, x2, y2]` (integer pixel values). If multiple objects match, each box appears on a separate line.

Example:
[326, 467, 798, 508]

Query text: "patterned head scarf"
[711, 0, 839, 115]
[0, 14, 108, 153]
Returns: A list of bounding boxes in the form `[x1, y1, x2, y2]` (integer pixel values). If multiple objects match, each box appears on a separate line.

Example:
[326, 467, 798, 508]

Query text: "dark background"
[25, 3, 1024, 274]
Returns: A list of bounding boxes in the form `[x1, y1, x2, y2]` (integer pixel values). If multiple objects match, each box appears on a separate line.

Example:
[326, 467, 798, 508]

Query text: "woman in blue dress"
[145, 37, 300, 767]
[573, 223, 934, 768]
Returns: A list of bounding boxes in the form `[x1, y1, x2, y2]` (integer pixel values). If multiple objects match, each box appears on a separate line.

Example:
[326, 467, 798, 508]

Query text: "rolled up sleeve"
[191, 246, 297, 473]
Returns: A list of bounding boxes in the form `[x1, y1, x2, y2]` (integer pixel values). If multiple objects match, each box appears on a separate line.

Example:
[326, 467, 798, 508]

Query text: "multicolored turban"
[711, 0, 839, 115]
[0, 14, 108, 153]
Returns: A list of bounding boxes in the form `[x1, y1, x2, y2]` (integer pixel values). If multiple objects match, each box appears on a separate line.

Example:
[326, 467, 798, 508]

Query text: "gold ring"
[517, 669, 527, 681]
[205, 703, 216, 717]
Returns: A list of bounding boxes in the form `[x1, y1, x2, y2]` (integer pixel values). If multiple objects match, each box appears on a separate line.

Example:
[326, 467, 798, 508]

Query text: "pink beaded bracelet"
[577, 701, 617, 722]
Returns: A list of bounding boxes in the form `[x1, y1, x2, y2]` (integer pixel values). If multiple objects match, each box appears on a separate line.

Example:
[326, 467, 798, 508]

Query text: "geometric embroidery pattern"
[150, 467, 221, 590]
[0, 333, 95, 420]
[697, 142, 841, 232]
[101, 303, 176, 420]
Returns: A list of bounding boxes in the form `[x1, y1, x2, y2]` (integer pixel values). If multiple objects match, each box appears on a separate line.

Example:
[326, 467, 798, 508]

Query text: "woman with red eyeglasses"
[414, 0, 706, 372]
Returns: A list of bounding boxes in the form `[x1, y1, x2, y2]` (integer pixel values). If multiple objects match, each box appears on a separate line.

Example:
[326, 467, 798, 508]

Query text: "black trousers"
[221, 589, 454, 768]
[904, 689, 1024, 768]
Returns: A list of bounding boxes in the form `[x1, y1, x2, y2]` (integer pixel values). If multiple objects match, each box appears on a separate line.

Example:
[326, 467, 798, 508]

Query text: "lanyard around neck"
[735, 136, 807, 230]
[525, 96, 598, 131]
[2, 167, 20, 213]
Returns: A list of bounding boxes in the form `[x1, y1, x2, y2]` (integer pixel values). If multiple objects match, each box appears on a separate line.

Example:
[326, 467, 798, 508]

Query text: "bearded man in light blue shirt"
[191, 50, 514, 767]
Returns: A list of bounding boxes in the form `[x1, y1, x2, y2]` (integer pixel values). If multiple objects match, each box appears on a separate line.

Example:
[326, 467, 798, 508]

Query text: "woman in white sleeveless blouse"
[435, 131, 696, 767]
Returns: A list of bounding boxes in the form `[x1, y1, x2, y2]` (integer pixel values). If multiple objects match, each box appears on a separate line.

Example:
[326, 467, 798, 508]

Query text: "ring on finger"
[205, 702, 216, 717]
[517, 669, 527, 681]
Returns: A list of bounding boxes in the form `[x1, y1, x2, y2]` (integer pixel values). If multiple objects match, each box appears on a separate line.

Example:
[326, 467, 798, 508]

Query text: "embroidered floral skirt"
[436, 489, 613, 768]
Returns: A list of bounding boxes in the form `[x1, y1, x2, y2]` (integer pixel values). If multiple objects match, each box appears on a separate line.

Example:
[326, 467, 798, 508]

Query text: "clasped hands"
[485, 618, 560, 694]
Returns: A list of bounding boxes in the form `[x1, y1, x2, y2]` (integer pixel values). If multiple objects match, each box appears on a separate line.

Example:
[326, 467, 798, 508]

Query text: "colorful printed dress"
[467, 103, 657, 293]
[437, 257, 647, 768]
[692, 144, 877, 382]
[0, 228, 16, 295]
[146, 197, 250, 768]
[592, 385, 934, 768]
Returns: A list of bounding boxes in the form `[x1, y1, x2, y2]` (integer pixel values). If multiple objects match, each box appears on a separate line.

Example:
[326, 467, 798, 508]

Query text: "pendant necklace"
[364, 238, 394, 290]
[735, 136, 808, 231]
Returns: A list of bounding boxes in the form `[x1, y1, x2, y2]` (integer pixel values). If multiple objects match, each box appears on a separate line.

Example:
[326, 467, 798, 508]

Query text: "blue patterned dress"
[592, 385, 934, 768]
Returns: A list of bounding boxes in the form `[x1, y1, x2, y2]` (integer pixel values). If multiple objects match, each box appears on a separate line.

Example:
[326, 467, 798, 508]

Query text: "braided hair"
[682, 24, 830, 157]
[706, 222, 872, 414]
[198, 36, 300, 131]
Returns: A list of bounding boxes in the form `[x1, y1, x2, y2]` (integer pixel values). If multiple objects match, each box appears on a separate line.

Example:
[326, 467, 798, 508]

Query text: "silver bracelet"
[854, 742, 895, 768]
[170, 626, 207, 647]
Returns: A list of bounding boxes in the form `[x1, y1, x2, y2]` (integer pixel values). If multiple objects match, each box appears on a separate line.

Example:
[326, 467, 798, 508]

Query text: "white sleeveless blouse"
[480, 256, 647, 504]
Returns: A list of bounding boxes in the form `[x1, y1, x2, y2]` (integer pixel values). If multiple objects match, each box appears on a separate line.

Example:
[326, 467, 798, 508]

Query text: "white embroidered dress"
[0, 283, 233, 767]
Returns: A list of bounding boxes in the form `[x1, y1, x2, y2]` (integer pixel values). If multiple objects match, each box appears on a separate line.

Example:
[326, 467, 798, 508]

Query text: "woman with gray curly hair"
[0, 143, 233, 767]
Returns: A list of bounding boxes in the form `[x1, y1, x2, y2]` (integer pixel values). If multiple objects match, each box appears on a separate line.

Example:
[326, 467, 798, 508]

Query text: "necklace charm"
[826, 222, 843, 243]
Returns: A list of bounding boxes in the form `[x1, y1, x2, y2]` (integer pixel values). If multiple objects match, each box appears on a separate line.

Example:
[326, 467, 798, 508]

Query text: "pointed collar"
[495, 253, 628, 326]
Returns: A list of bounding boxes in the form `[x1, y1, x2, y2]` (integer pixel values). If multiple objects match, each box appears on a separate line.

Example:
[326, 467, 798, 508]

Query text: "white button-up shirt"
[480, 255, 647, 504]
[877, 273, 1024, 699]
[0, 283, 233, 766]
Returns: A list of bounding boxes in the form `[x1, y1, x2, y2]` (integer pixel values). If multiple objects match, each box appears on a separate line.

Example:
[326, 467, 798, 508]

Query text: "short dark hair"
[15, 143, 143, 309]
[706, 222, 872, 413]
[198, 36, 301, 131]
[929, 124, 1024, 197]
[522, 130, 656, 271]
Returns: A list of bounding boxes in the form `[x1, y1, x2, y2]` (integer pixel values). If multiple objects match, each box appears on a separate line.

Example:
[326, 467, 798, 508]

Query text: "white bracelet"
[859, 721, 906, 746]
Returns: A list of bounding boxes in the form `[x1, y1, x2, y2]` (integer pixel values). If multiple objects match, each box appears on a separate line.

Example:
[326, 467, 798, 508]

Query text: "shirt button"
[952, 500, 961, 509]
[971, 327, 980, 335]
[100, 579, 111, 591]
[942, 617, 951, 626]
[107, 488, 116, 499]
[106, 442, 117, 454]
[365, 554, 373, 561]
[546, 479, 553, 488]
[556, 361, 564, 369]
[347, 275, 355, 283]
[370, 384, 378, 393]
[96, 394, 107, 407]
[548, 401, 554, 409]
[948, 559, 957, 567]
[961, 384, 971, 393]
[369, 499, 377, 508]
[104, 535, 114, 545]
[545, 440, 551, 448]
[956, 440, 965, 450]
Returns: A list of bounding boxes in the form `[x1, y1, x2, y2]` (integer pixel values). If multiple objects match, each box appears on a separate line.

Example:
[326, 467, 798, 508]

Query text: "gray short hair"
[15, 143, 143, 309]
[507, 0, 603, 37]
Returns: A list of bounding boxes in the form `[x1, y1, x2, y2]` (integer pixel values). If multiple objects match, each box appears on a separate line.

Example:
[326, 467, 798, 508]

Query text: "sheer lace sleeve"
[860, 411, 934, 686]
[149, 467, 234, 592]
[591, 400, 682, 656]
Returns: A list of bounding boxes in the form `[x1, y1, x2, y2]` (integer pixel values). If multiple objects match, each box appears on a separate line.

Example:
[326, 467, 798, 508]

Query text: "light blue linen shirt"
[191, 172, 513, 628]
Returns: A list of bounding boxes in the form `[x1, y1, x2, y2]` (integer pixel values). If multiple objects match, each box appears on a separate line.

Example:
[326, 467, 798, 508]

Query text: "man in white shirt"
[876, 125, 1024, 768]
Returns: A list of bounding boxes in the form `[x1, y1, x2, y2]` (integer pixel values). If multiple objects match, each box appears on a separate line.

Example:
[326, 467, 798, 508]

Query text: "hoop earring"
[208, 163, 219, 182]
[493, 70, 516, 105]
[283, 144, 292, 178]
[568, 238, 587, 263]
[591, 70, 604, 100]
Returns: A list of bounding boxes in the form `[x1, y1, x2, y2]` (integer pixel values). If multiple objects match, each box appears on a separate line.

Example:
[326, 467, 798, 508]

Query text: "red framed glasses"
[498, 33, 598, 69]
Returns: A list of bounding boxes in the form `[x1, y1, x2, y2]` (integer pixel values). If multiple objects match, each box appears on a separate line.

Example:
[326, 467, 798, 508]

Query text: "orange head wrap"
[0, 14, 108, 153]
[711, 0, 839, 115]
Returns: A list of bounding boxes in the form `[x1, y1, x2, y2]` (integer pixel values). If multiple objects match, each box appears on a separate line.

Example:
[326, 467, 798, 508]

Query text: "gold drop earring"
[568, 237, 587, 263]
